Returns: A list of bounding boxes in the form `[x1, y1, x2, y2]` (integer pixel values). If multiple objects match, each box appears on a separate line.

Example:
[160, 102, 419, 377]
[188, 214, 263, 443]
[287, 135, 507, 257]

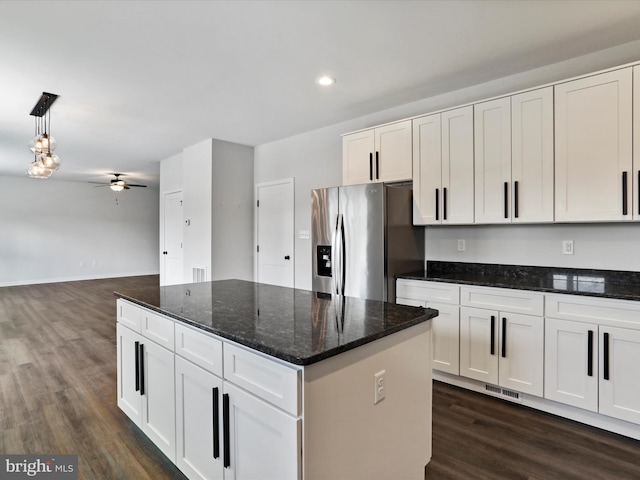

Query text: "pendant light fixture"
[27, 92, 60, 179]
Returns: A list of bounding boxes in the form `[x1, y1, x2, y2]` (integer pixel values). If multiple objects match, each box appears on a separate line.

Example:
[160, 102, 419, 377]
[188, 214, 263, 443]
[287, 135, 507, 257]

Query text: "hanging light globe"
[28, 133, 57, 154]
[27, 159, 53, 178]
[40, 152, 61, 171]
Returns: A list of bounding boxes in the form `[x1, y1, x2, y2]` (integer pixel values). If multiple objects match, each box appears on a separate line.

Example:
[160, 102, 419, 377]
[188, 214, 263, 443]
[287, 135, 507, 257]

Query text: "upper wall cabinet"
[634, 66, 640, 221]
[412, 106, 474, 225]
[555, 68, 633, 222]
[474, 97, 512, 223]
[511, 87, 555, 223]
[343, 120, 412, 185]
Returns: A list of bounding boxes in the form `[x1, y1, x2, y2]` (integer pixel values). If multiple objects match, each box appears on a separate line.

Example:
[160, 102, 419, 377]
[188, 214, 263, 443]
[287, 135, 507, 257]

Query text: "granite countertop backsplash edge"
[397, 261, 640, 301]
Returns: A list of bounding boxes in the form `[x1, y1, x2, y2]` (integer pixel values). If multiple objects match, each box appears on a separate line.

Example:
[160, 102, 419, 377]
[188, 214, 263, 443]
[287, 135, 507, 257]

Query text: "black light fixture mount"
[30, 92, 59, 117]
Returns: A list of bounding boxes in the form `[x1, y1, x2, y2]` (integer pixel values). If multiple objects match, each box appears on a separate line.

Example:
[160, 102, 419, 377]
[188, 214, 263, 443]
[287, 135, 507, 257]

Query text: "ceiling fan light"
[40, 152, 61, 171]
[110, 183, 125, 192]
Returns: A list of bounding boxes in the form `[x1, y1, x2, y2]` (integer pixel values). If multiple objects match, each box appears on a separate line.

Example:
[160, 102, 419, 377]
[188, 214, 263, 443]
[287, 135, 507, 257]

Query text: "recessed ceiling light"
[317, 76, 336, 86]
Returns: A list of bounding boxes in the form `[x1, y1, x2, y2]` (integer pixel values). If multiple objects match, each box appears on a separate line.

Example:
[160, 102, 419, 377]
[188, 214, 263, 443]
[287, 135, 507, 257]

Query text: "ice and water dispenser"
[316, 245, 332, 277]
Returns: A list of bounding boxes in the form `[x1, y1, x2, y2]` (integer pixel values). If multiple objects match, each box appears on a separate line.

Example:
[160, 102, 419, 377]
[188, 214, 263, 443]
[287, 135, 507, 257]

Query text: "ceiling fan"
[90, 173, 147, 192]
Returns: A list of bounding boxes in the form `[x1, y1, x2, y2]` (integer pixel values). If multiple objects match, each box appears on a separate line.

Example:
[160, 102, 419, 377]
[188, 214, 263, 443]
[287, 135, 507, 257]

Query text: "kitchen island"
[115, 279, 437, 480]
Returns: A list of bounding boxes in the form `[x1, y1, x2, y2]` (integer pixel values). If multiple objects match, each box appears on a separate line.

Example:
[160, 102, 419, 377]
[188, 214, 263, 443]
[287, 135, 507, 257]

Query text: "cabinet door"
[375, 120, 412, 183]
[599, 326, 640, 425]
[511, 87, 554, 223]
[412, 114, 442, 225]
[555, 68, 633, 222]
[176, 356, 223, 480]
[460, 307, 498, 384]
[141, 339, 176, 462]
[342, 129, 375, 185]
[498, 313, 543, 397]
[116, 323, 142, 425]
[633, 65, 640, 220]
[474, 97, 512, 224]
[224, 382, 300, 480]
[430, 303, 460, 375]
[442, 106, 475, 224]
[544, 318, 598, 412]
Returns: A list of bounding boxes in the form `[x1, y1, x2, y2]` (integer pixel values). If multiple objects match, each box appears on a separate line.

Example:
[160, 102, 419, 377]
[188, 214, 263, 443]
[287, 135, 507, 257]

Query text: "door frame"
[254, 178, 295, 286]
[160, 188, 184, 286]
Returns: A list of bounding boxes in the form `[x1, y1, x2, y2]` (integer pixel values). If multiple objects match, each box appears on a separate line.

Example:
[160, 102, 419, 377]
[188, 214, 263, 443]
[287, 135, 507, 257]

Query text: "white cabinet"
[545, 294, 640, 425]
[174, 324, 301, 480]
[342, 120, 412, 185]
[224, 382, 300, 480]
[116, 303, 176, 462]
[633, 65, 640, 220]
[544, 317, 598, 412]
[474, 97, 512, 224]
[412, 107, 474, 225]
[555, 67, 633, 222]
[459, 287, 544, 396]
[396, 279, 460, 374]
[511, 87, 554, 223]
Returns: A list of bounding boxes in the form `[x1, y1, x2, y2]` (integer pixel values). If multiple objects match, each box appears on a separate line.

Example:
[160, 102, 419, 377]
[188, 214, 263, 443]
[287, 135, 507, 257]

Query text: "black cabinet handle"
[514, 181, 519, 218]
[504, 182, 509, 219]
[490, 316, 496, 355]
[435, 189, 439, 221]
[603, 332, 610, 381]
[223, 393, 230, 468]
[501, 317, 507, 358]
[139, 343, 145, 396]
[134, 341, 140, 392]
[375, 151, 380, 180]
[622, 171, 628, 215]
[587, 330, 594, 377]
[443, 187, 448, 221]
[213, 387, 220, 459]
[369, 153, 373, 181]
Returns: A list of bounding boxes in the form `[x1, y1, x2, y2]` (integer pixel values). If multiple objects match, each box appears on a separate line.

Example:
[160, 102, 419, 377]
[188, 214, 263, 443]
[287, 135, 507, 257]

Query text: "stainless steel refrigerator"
[311, 183, 425, 303]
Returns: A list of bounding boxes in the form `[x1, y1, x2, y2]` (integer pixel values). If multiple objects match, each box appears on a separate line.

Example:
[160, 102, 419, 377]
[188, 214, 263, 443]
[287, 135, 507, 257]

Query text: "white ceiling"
[2, 0, 640, 187]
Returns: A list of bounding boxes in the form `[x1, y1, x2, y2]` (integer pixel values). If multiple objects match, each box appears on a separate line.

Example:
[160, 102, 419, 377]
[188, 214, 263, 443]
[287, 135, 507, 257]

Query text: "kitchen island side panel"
[302, 321, 432, 480]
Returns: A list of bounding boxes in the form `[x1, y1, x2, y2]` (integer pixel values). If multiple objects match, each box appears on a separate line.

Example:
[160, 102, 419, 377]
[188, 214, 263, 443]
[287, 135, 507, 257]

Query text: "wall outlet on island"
[457, 239, 466, 252]
[374, 370, 386, 404]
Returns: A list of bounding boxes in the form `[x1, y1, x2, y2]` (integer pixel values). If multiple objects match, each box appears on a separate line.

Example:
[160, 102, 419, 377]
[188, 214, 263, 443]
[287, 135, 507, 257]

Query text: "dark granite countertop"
[115, 279, 436, 366]
[398, 261, 640, 301]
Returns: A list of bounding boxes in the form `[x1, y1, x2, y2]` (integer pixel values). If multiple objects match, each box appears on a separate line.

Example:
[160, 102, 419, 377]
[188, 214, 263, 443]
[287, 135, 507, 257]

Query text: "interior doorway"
[255, 179, 294, 288]
[162, 190, 183, 286]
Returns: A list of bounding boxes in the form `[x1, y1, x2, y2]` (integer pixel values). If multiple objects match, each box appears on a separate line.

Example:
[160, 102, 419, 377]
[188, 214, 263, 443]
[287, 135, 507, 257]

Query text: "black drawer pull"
[501, 317, 507, 358]
[603, 332, 610, 381]
[369, 153, 373, 181]
[622, 171, 628, 215]
[435, 189, 439, 221]
[213, 387, 220, 459]
[514, 181, 519, 218]
[490, 316, 495, 355]
[587, 330, 594, 377]
[443, 187, 448, 220]
[504, 182, 509, 219]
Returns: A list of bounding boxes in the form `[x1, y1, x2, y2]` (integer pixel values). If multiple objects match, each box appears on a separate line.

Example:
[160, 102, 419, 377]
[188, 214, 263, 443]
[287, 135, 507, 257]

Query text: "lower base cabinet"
[175, 357, 300, 480]
[545, 318, 640, 424]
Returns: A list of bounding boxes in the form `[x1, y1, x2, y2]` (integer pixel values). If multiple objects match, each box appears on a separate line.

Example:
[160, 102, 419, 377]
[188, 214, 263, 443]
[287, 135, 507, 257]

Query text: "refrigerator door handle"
[333, 214, 343, 295]
[339, 214, 346, 295]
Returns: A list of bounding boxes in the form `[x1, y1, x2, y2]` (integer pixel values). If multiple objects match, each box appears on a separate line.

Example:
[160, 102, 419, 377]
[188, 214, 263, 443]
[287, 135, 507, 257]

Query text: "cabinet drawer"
[118, 299, 141, 332]
[141, 310, 175, 351]
[175, 323, 223, 377]
[396, 280, 459, 305]
[224, 344, 300, 416]
[460, 286, 544, 316]
[546, 294, 640, 328]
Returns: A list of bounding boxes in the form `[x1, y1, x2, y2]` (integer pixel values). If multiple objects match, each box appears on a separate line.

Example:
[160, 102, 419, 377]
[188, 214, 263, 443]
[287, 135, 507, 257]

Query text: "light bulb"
[30, 133, 57, 154]
[110, 184, 125, 192]
[40, 152, 61, 171]
[27, 160, 53, 178]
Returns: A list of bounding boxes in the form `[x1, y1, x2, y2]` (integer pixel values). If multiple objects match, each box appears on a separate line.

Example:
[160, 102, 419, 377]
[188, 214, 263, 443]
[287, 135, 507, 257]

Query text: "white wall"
[0, 176, 159, 286]
[183, 139, 214, 281]
[255, 40, 640, 290]
[211, 139, 254, 281]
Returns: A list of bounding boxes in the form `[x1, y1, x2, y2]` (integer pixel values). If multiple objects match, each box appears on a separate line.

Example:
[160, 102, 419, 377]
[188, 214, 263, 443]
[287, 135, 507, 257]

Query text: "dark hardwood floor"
[1, 276, 640, 479]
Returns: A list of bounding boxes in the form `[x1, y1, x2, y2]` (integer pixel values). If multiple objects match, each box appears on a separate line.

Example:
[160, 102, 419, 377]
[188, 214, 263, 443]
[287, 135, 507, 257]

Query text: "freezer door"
[311, 187, 339, 294]
[341, 184, 385, 301]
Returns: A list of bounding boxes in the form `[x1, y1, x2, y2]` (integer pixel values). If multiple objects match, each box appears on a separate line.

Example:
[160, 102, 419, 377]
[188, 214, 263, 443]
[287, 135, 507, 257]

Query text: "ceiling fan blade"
[92, 184, 111, 187]
[127, 184, 147, 187]
[88, 181, 109, 185]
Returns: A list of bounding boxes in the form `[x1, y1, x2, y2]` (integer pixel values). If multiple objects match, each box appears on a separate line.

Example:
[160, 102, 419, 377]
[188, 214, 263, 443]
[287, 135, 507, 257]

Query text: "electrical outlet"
[562, 240, 574, 255]
[299, 230, 310, 239]
[457, 239, 466, 252]
[374, 370, 386, 404]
